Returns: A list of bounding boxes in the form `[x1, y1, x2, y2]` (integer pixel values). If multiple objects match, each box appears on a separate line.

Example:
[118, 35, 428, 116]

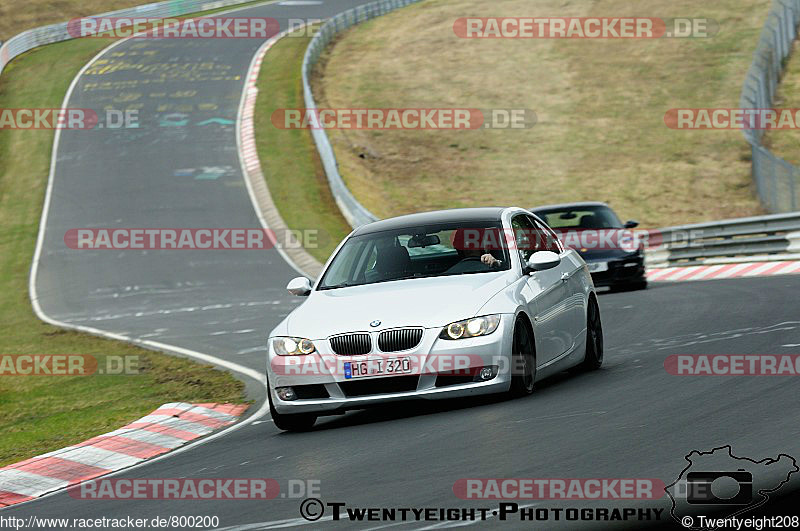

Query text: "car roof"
[352, 207, 509, 236]
[529, 201, 611, 212]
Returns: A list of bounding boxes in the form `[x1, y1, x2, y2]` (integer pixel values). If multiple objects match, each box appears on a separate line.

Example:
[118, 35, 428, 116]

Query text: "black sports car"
[530, 202, 647, 291]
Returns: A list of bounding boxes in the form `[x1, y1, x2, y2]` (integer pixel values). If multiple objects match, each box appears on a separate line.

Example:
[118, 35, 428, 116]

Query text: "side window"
[530, 217, 563, 254]
[511, 214, 539, 263]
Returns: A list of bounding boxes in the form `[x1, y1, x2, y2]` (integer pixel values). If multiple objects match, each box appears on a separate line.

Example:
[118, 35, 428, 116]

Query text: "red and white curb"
[240, 47, 267, 177]
[647, 260, 800, 283]
[240, 27, 302, 178]
[0, 402, 248, 507]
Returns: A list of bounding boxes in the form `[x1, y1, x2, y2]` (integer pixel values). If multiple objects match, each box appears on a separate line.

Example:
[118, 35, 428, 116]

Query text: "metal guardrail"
[4, 0, 796, 267]
[645, 212, 800, 267]
[298, 3, 800, 264]
[739, 0, 800, 212]
[0, 0, 258, 77]
[302, 0, 423, 228]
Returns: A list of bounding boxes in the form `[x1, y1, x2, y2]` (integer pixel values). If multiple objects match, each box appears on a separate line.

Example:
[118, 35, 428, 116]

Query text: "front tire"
[580, 296, 604, 371]
[268, 389, 317, 431]
[509, 318, 536, 396]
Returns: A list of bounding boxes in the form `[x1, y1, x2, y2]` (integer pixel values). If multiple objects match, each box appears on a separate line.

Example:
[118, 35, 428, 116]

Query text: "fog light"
[276, 386, 297, 401]
[477, 366, 496, 381]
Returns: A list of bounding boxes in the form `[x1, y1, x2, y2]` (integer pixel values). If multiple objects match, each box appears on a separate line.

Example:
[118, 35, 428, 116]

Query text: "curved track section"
[6, 0, 800, 527]
[30, 0, 369, 393]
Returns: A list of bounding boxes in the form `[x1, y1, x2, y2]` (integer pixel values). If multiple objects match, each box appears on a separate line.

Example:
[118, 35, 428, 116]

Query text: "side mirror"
[286, 277, 312, 296]
[623, 220, 639, 229]
[526, 251, 561, 272]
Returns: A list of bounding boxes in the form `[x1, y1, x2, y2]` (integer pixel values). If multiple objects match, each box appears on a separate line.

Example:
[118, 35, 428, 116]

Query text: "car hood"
[281, 272, 515, 339]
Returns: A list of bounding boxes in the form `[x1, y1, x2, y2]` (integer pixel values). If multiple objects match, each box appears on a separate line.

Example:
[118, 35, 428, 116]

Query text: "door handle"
[560, 272, 569, 282]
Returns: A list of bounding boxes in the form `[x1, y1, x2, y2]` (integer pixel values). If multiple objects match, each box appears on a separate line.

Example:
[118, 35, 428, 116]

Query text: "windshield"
[318, 221, 511, 290]
[533, 205, 622, 229]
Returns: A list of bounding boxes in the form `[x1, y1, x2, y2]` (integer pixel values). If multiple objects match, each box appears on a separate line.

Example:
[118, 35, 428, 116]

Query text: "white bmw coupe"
[267, 207, 602, 430]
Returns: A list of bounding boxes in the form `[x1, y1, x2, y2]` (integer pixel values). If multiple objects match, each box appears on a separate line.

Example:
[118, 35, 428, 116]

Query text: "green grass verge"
[253, 27, 352, 262]
[0, 11, 270, 466]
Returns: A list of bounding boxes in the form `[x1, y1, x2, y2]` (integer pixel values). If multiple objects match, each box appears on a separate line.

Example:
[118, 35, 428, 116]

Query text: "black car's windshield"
[533, 205, 622, 230]
[318, 221, 510, 290]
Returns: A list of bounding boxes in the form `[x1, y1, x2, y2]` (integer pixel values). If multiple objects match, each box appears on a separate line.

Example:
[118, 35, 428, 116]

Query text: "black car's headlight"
[272, 336, 316, 355]
[439, 315, 501, 340]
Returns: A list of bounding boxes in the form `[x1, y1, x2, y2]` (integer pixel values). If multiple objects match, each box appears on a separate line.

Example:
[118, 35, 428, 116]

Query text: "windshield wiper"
[319, 281, 359, 290]
[392, 273, 424, 281]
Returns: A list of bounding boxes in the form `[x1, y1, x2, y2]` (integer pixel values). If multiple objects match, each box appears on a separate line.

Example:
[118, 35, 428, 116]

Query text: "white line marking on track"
[20, 0, 300, 510]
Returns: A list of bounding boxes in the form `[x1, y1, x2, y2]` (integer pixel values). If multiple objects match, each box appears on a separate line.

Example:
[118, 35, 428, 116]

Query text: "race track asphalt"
[31, 0, 371, 398]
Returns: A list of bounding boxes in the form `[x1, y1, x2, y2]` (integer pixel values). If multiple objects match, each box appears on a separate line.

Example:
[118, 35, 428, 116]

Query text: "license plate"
[344, 357, 412, 379]
[588, 262, 608, 273]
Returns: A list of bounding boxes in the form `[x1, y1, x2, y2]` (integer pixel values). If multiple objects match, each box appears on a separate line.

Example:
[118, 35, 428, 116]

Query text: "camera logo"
[665, 446, 797, 530]
[686, 470, 752, 505]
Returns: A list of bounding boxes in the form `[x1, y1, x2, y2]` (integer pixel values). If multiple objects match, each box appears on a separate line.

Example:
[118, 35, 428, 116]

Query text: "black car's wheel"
[509, 318, 536, 396]
[580, 296, 604, 371]
[268, 389, 317, 431]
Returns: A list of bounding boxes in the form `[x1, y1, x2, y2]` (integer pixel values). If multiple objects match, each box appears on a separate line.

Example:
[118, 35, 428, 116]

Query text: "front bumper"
[267, 315, 514, 415]
[587, 255, 646, 287]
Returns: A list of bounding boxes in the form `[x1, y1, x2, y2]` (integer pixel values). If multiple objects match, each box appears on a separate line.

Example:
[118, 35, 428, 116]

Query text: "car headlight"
[439, 315, 501, 340]
[626, 247, 643, 259]
[272, 336, 316, 356]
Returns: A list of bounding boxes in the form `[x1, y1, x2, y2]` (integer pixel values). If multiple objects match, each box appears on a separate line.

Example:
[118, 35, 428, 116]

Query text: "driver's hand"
[481, 253, 500, 267]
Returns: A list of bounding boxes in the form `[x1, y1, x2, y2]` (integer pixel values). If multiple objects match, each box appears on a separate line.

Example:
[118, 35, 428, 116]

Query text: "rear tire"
[580, 296, 604, 371]
[268, 389, 317, 431]
[509, 318, 536, 397]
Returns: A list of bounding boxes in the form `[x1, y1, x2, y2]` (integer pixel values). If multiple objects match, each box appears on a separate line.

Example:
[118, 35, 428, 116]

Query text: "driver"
[450, 229, 502, 268]
[462, 248, 502, 267]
